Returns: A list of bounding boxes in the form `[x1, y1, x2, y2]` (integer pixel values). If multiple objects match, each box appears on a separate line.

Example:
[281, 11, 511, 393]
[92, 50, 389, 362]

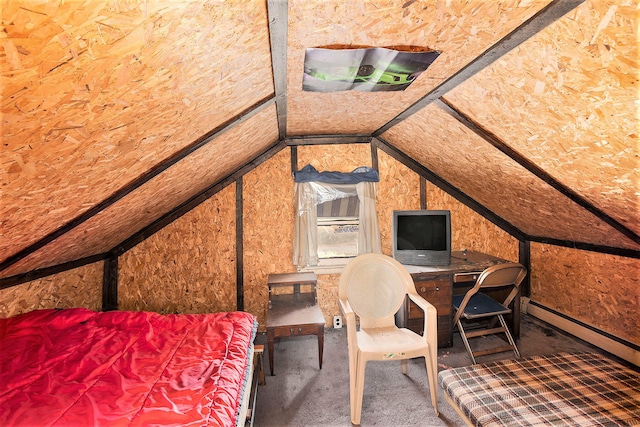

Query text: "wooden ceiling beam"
[0, 96, 276, 274]
[285, 135, 372, 145]
[435, 98, 640, 246]
[267, 0, 288, 139]
[0, 254, 106, 290]
[110, 140, 287, 257]
[528, 236, 640, 259]
[373, 0, 585, 136]
[372, 136, 526, 241]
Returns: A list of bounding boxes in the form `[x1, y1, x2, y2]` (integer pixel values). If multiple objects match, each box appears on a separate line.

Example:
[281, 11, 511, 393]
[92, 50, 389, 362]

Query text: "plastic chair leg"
[348, 352, 358, 423]
[424, 352, 439, 416]
[352, 357, 367, 425]
[400, 359, 408, 375]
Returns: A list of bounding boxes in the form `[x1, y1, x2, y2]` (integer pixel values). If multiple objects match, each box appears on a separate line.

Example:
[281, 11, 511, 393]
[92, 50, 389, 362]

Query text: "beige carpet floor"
[252, 314, 610, 426]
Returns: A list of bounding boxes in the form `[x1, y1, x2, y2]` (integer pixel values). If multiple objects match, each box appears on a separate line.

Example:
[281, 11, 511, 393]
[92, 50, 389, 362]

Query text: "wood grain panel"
[1, 0, 273, 261]
[376, 149, 421, 254]
[286, 0, 551, 135]
[382, 104, 639, 250]
[444, 0, 638, 236]
[1, 106, 280, 278]
[296, 143, 371, 171]
[426, 186, 519, 262]
[0, 263, 102, 318]
[530, 242, 639, 344]
[118, 185, 237, 314]
[377, 148, 518, 260]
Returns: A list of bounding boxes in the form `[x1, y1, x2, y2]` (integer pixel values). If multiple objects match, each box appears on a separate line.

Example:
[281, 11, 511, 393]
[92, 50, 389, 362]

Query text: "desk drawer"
[413, 280, 451, 315]
[270, 324, 320, 338]
[405, 278, 452, 348]
[453, 272, 482, 283]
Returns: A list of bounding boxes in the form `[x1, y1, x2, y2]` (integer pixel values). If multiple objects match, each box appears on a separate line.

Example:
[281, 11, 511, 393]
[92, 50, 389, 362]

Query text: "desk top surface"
[267, 293, 325, 327]
[401, 251, 512, 275]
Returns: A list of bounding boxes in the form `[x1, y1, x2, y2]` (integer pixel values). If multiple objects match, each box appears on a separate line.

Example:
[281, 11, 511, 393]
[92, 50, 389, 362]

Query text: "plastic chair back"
[339, 253, 414, 329]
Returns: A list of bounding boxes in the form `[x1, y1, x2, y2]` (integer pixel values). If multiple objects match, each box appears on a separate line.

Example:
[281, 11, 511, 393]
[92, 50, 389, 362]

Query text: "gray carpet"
[252, 314, 605, 426]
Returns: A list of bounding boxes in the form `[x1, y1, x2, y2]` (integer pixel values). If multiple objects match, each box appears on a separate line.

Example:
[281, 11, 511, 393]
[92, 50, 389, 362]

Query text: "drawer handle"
[420, 287, 426, 293]
[435, 287, 439, 291]
[290, 328, 293, 333]
[298, 327, 302, 332]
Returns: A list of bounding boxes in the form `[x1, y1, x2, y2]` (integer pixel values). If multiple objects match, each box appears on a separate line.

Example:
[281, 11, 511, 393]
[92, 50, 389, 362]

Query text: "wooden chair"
[339, 253, 439, 425]
[452, 263, 527, 364]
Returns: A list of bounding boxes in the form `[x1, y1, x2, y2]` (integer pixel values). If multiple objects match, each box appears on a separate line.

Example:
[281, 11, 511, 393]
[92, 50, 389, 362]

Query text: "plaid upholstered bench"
[438, 352, 640, 426]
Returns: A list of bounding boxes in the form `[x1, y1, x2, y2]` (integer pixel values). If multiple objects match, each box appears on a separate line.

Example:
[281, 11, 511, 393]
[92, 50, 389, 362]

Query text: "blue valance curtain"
[293, 164, 380, 183]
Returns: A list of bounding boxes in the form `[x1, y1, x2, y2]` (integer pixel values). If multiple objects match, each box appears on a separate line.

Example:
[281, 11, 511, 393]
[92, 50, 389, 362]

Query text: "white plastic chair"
[339, 253, 439, 425]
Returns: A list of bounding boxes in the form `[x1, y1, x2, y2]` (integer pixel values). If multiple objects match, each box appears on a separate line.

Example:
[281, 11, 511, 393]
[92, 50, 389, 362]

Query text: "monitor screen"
[396, 214, 447, 251]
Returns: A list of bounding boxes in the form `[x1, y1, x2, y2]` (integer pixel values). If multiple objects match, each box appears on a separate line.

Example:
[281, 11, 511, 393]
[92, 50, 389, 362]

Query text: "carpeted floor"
[252, 314, 607, 426]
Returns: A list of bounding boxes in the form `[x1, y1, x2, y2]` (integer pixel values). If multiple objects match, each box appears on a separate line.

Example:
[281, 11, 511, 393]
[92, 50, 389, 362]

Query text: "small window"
[292, 165, 381, 271]
[316, 194, 359, 260]
[317, 216, 359, 259]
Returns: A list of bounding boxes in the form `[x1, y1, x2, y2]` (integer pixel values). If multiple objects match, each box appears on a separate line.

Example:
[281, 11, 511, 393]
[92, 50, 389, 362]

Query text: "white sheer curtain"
[293, 181, 381, 268]
[356, 181, 381, 254]
[293, 182, 319, 267]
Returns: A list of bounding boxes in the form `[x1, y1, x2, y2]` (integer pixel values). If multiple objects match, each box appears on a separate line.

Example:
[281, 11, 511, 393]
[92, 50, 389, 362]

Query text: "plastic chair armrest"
[408, 292, 437, 318]
[339, 298, 358, 378]
[407, 293, 438, 345]
[339, 298, 357, 326]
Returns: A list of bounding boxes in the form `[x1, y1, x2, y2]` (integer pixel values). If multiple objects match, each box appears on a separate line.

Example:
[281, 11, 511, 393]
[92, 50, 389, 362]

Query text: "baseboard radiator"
[524, 299, 639, 367]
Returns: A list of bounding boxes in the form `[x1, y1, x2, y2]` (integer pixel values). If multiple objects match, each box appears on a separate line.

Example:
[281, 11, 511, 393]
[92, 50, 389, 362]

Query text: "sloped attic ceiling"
[1, 0, 638, 282]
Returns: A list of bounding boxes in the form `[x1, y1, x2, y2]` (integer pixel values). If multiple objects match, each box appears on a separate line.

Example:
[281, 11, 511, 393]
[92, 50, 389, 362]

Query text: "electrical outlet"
[333, 315, 342, 329]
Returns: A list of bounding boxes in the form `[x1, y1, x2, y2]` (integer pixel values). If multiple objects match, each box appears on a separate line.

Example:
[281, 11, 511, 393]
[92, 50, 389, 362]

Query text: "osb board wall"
[296, 144, 372, 172]
[242, 149, 295, 331]
[426, 186, 519, 262]
[382, 103, 639, 250]
[376, 149, 421, 255]
[286, 0, 550, 135]
[0, 263, 102, 319]
[376, 148, 517, 260]
[445, 0, 638, 236]
[1, 0, 273, 266]
[530, 243, 639, 344]
[118, 185, 237, 314]
[1, 105, 279, 278]
[316, 273, 340, 327]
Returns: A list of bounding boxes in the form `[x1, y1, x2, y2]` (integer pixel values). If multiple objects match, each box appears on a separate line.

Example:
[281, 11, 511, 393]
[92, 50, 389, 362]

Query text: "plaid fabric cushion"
[438, 352, 640, 426]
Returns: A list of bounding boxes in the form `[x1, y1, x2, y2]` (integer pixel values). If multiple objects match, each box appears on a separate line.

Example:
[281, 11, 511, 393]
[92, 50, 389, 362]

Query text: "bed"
[0, 308, 259, 427]
[438, 352, 640, 427]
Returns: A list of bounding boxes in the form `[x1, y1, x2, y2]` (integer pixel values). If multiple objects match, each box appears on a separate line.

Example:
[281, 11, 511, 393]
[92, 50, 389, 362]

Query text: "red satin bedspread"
[0, 308, 257, 427]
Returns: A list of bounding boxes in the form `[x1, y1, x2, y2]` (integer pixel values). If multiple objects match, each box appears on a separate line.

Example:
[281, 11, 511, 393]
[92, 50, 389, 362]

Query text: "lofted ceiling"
[1, 0, 638, 283]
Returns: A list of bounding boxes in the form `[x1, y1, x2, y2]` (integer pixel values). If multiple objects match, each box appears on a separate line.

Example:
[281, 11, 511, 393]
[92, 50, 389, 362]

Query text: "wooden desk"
[266, 272, 325, 375]
[396, 251, 517, 347]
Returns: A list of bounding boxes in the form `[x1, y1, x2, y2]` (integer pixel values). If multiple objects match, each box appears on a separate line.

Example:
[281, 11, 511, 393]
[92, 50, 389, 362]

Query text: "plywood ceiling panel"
[297, 143, 372, 171]
[382, 103, 639, 250]
[286, 0, 552, 135]
[443, 0, 638, 235]
[0, 106, 280, 278]
[1, 0, 273, 262]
